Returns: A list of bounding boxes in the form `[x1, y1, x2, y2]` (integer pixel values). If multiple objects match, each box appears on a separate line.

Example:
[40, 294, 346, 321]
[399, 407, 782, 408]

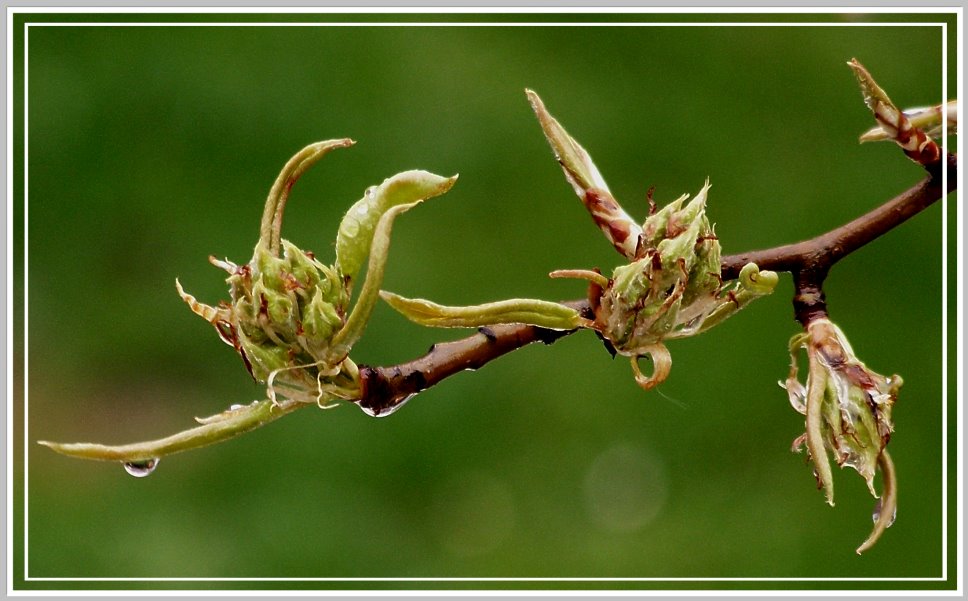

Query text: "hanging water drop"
[123, 458, 159, 478]
[358, 393, 416, 418]
[872, 498, 896, 528]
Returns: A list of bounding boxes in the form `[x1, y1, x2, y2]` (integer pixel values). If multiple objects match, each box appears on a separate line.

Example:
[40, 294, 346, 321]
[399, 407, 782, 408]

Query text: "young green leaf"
[380, 291, 584, 330]
[335, 171, 458, 281]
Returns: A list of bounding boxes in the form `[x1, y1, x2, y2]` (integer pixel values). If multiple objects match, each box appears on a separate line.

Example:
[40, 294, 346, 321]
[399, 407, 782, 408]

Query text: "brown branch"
[357, 154, 957, 414]
[721, 154, 956, 279]
[357, 301, 590, 416]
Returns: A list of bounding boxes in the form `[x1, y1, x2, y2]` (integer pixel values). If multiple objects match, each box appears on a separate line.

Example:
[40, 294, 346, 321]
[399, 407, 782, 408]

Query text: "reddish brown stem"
[721, 154, 956, 279]
[357, 303, 588, 416]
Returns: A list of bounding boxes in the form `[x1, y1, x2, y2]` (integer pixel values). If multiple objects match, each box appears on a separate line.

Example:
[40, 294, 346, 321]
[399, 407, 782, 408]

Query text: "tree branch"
[357, 154, 957, 414]
[721, 154, 956, 279]
[356, 301, 590, 416]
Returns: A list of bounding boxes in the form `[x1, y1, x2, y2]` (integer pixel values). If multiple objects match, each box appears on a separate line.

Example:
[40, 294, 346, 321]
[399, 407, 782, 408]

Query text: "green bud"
[300, 288, 343, 355]
[238, 329, 292, 382]
[641, 193, 688, 246]
[178, 141, 456, 405]
[655, 182, 710, 271]
[593, 181, 776, 390]
[681, 226, 721, 307]
[281, 240, 323, 294]
[43, 138, 458, 465]
[524, 90, 778, 390]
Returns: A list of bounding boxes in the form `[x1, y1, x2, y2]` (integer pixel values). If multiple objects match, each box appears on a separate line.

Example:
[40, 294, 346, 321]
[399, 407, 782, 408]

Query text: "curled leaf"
[335, 171, 458, 281]
[260, 139, 356, 255]
[805, 347, 836, 506]
[738, 262, 780, 294]
[327, 200, 430, 362]
[628, 345, 672, 391]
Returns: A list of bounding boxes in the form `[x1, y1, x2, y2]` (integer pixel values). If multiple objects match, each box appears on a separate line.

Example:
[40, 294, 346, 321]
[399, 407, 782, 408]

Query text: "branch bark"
[357, 301, 590, 416]
[357, 154, 957, 414]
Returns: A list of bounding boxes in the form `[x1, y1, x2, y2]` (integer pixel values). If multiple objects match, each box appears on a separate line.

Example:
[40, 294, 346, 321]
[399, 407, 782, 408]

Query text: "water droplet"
[358, 394, 415, 418]
[781, 379, 807, 414]
[872, 499, 896, 527]
[341, 218, 360, 237]
[123, 458, 159, 478]
[229, 404, 244, 411]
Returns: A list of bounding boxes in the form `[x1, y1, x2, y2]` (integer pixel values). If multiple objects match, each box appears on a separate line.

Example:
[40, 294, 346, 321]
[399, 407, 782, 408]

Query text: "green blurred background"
[19, 15, 955, 587]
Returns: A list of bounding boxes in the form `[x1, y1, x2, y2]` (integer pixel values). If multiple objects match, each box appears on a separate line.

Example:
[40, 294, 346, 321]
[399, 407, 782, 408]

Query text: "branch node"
[792, 269, 829, 327]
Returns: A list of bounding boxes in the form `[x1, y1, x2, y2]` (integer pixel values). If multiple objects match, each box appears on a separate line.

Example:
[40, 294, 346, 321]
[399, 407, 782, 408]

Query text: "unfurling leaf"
[527, 89, 644, 260]
[783, 317, 901, 553]
[380, 291, 584, 330]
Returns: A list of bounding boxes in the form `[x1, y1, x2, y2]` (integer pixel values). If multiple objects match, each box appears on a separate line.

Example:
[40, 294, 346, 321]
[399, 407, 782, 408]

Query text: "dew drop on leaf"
[872, 498, 896, 527]
[123, 458, 159, 478]
[342, 218, 360, 238]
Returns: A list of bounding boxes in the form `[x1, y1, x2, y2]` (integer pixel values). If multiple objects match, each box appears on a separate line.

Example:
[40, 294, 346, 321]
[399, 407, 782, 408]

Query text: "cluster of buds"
[783, 318, 901, 554]
[178, 139, 457, 407]
[574, 187, 777, 389]
[38, 140, 458, 467]
[383, 91, 777, 390]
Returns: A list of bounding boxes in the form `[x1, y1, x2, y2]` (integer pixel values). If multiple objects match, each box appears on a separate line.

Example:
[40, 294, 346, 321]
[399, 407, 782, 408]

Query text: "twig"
[721, 154, 956, 278]
[356, 301, 590, 416]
